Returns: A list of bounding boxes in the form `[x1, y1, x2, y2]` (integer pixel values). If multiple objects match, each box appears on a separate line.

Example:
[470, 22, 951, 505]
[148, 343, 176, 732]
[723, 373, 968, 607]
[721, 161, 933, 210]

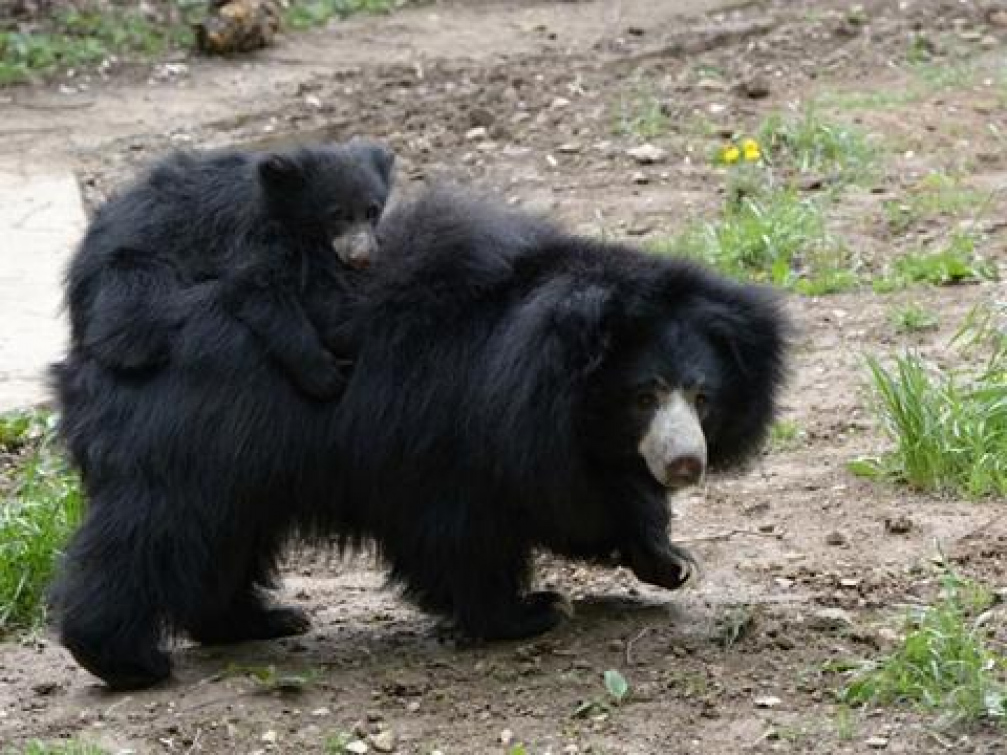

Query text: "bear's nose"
[665, 455, 704, 488]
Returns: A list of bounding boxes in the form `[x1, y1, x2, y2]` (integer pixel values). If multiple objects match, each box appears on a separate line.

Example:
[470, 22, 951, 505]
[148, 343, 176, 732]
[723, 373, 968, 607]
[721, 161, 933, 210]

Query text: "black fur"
[51, 187, 787, 690]
[66, 139, 395, 399]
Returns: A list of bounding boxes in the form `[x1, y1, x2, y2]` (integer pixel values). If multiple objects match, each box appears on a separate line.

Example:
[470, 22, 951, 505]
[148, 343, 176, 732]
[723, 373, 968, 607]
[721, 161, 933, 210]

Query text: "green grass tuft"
[883, 173, 991, 234]
[612, 83, 669, 140]
[842, 568, 1006, 727]
[757, 108, 875, 183]
[650, 191, 858, 294]
[852, 305, 1007, 498]
[0, 7, 196, 85]
[0, 411, 82, 635]
[769, 420, 806, 452]
[284, 0, 407, 30]
[8, 739, 108, 755]
[889, 303, 939, 334]
[873, 233, 998, 292]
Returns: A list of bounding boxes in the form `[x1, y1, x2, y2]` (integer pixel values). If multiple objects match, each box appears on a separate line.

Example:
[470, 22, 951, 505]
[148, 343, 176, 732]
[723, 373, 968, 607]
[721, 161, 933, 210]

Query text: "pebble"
[754, 695, 782, 708]
[884, 515, 913, 534]
[261, 730, 278, 744]
[736, 75, 770, 99]
[866, 735, 889, 749]
[627, 144, 668, 164]
[825, 531, 847, 546]
[465, 126, 488, 141]
[371, 730, 397, 753]
[345, 741, 369, 755]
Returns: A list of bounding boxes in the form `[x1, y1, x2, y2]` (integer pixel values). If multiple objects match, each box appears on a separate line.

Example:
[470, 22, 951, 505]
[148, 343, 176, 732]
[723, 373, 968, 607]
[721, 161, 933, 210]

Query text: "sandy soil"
[2, 0, 1006, 752]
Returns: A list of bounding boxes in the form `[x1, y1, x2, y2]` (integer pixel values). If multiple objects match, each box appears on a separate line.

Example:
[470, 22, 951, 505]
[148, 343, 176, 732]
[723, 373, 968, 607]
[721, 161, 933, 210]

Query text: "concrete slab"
[0, 164, 85, 411]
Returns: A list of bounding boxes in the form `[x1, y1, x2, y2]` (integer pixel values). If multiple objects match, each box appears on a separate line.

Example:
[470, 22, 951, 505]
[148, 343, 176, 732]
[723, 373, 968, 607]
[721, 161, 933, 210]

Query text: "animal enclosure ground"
[2, 0, 1007, 752]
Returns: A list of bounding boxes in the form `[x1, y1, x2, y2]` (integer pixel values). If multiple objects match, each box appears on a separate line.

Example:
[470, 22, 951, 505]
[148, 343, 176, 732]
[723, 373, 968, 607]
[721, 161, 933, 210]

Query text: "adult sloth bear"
[51, 189, 787, 690]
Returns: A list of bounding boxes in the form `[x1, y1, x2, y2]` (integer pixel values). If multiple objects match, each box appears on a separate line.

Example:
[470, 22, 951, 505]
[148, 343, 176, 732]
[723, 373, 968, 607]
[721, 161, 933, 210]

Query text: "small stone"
[631, 171, 650, 185]
[884, 515, 913, 534]
[500, 728, 514, 745]
[696, 77, 727, 91]
[735, 76, 771, 99]
[754, 695, 782, 708]
[261, 730, 278, 744]
[311, 707, 331, 717]
[627, 144, 668, 165]
[370, 730, 397, 753]
[866, 736, 889, 749]
[550, 97, 571, 110]
[839, 578, 861, 589]
[468, 107, 495, 128]
[406, 701, 420, 713]
[345, 741, 369, 755]
[304, 94, 322, 110]
[31, 681, 59, 696]
[465, 126, 488, 141]
[825, 531, 847, 546]
[557, 142, 582, 154]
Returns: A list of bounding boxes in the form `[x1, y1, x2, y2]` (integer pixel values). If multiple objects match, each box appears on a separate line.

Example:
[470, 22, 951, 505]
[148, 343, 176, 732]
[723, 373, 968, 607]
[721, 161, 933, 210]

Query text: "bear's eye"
[635, 391, 658, 410]
[328, 208, 347, 224]
[365, 203, 382, 223]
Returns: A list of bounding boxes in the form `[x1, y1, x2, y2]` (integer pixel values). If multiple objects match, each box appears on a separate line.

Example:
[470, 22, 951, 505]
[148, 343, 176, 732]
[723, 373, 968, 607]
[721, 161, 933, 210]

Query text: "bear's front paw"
[626, 543, 696, 591]
[193, 605, 311, 645]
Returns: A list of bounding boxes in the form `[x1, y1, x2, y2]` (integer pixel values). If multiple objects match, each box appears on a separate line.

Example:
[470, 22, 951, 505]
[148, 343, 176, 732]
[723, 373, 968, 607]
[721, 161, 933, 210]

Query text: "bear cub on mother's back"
[66, 139, 395, 400]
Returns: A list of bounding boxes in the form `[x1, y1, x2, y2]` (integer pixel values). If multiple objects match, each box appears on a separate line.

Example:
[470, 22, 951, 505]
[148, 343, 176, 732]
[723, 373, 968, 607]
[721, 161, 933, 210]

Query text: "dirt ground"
[2, 0, 1007, 752]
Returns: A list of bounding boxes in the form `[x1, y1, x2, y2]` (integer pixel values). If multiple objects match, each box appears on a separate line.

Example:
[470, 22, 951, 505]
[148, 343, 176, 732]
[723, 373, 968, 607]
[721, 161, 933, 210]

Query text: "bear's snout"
[638, 389, 708, 490]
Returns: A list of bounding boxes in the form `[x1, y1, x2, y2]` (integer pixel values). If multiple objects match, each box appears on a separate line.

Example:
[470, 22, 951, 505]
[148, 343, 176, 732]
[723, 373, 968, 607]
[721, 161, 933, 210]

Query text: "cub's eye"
[365, 203, 382, 223]
[693, 391, 709, 417]
[635, 391, 658, 410]
[328, 208, 346, 224]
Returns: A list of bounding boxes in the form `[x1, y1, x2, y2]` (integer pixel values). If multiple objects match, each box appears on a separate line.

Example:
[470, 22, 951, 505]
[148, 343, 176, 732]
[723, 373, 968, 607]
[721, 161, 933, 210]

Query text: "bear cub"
[66, 138, 395, 400]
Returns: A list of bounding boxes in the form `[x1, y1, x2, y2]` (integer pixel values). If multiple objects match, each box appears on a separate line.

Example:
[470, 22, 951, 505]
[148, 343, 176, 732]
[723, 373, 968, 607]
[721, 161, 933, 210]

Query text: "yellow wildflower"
[741, 137, 762, 162]
[721, 144, 741, 164]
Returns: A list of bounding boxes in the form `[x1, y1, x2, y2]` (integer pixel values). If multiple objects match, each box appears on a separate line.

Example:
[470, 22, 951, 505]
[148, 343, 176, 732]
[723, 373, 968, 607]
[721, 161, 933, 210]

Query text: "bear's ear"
[258, 154, 304, 188]
[698, 283, 787, 382]
[349, 138, 396, 184]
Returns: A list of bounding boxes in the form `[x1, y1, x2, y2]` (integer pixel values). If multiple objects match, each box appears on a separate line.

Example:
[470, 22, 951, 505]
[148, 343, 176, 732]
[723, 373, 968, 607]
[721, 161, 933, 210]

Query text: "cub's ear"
[258, 154, 304, 188]
[349, 138, 396, 184]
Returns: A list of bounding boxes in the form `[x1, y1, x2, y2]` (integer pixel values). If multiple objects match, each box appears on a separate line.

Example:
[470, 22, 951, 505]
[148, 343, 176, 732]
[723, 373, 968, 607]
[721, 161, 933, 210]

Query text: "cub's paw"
[627, 544, 697, 591]
[293, 356, 348, 401]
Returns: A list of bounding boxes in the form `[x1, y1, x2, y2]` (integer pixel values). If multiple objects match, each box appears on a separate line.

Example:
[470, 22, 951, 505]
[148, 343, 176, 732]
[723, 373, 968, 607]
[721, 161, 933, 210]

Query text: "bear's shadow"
[168, 591, 694, 686]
